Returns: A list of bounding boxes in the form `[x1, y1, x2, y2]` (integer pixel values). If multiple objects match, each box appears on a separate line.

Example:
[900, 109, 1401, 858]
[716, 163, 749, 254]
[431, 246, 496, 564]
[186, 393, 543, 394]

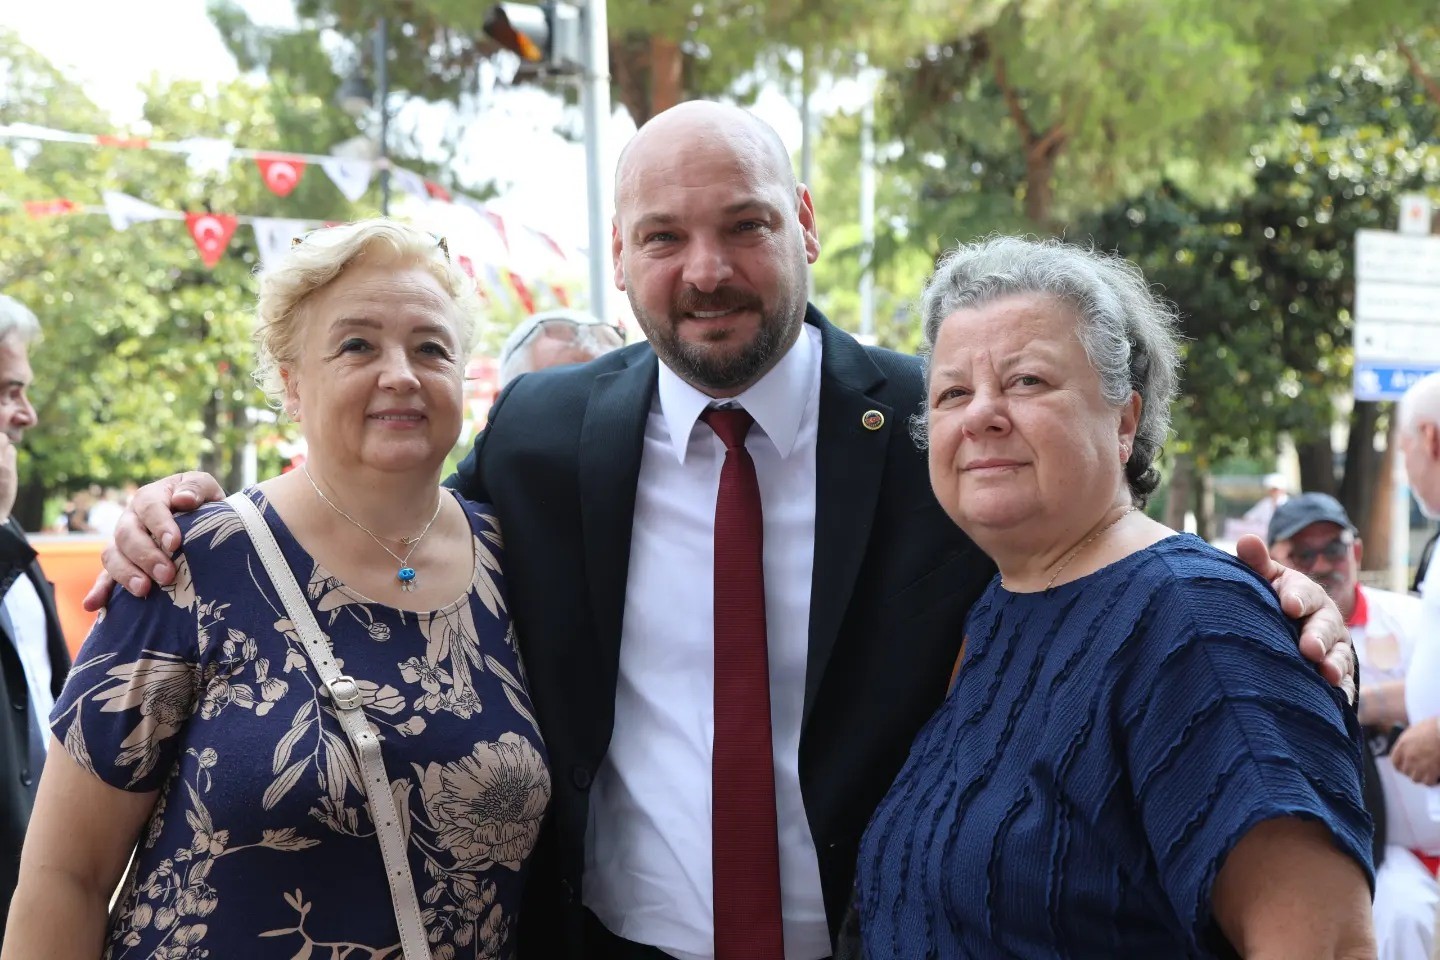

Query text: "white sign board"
[1400, 193, 1435, 236]
[1353, 229, 1440, 400]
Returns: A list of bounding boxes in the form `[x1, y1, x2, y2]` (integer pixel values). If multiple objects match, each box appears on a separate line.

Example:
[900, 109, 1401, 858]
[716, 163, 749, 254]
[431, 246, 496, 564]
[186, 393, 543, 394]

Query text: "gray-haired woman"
[850, 237, 1374, 958]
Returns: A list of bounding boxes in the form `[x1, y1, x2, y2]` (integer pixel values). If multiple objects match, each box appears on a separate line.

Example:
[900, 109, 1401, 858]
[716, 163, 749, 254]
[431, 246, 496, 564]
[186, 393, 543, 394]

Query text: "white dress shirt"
[1405, 559, 1440, 822]
[1350, 585, 1440, 850]
[4, 573, 54, 752]
[584, 324, 831, 960]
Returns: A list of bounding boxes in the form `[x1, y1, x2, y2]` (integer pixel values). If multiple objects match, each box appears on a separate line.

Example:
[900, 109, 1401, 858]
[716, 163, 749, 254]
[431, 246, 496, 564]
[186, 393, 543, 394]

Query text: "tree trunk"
[1164, 454, 1193, 531]
[1193, 466, 1216, 542]
[607, 32, 685, 128]
[1295, 436, 1337, 497]
[1360, 420, 1399, 572]
[648, 34, 683, 116]
[1339, 400, 1382, 536]
[199, 391, 221, 478]
[12, 474, 45, 533]
[1023, 149, 1058, 232]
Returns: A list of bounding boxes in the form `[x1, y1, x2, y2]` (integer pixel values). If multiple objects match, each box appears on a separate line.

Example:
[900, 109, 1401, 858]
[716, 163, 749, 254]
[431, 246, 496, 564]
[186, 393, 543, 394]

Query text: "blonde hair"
[253, 218, 482, 408]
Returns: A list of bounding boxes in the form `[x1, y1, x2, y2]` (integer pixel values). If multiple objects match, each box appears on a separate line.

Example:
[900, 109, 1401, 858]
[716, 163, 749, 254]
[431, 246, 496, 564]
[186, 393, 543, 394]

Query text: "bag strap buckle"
[327, 675, 363, 711]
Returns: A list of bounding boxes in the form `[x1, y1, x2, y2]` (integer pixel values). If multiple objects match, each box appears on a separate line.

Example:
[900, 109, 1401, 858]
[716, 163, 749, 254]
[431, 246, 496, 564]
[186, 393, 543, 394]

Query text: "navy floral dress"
[51, 488, 550, 960]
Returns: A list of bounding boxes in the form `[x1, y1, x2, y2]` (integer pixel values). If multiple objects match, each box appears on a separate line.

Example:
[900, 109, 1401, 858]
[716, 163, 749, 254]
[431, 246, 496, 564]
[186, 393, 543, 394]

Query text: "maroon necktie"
[702, 406, 785, 960]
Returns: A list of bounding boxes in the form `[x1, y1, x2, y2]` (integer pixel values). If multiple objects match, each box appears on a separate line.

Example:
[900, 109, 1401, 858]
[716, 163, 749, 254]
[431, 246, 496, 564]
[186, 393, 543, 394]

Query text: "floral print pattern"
[52, 489, 549, 959]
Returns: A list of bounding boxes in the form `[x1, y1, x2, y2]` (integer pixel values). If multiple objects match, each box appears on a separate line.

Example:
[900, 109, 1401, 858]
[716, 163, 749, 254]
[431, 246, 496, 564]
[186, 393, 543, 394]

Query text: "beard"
[627, 280, 808, 392]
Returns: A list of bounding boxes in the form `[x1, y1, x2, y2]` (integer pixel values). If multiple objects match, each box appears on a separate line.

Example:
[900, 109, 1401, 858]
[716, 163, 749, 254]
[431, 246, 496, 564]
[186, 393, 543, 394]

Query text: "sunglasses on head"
[510, 316, 626, 356]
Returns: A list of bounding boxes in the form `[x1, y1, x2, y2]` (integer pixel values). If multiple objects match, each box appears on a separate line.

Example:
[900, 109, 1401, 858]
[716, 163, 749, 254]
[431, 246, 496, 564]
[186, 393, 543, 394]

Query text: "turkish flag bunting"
[506, 270, 536, 314]
[484, 210, 509, 253]
[549, 282, 571, 308]
[96, 135, 151, 149]
[23, 199, 78, 218]
[185, 212, 239, 268]
[424, 180, 453, 202]
[255, 154, 308, 197]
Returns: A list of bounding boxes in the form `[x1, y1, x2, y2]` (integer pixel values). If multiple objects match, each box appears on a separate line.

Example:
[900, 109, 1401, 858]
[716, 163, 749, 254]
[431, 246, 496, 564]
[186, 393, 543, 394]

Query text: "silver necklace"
[1042, 506, 1135, 590]
[302, 465, 444, 593]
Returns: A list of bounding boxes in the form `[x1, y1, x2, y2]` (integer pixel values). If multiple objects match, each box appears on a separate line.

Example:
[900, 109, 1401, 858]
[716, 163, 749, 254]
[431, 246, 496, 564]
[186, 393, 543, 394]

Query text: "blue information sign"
[1354, 362, 1440, 401]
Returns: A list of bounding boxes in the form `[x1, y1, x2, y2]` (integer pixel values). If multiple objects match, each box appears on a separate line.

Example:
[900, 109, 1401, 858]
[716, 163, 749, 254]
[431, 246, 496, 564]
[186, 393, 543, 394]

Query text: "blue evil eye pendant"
[397, 566, 417, 592]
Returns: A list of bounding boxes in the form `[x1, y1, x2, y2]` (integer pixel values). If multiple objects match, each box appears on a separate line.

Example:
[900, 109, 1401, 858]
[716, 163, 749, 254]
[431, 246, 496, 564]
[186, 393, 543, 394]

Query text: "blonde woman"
[3, 220, 550, 959]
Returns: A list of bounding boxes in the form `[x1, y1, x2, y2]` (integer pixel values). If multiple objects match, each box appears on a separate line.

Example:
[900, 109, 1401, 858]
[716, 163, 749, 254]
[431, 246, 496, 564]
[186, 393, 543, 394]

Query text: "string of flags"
[0, 121, 581, 313]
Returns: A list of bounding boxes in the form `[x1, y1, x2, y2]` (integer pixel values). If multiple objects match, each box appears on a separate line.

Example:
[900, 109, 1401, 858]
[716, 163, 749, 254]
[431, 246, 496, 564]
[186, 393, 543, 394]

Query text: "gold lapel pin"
[862, 410, 885, 431]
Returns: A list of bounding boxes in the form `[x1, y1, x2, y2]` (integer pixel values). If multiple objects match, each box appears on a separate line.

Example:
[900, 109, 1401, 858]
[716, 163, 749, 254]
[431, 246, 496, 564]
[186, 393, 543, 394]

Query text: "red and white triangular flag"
[23, 199, 77, 218]
[103, 191, 172, 230]
[531, 228, 567, 262]
[185, 212, 239, 268]
[424, 180, 452, 202]
[320, 157, 374, 202]
[255, 154, 308, 197]
[507, 270, 536, 314]
[389, 166, 429, 200]
[181, 137, 235, 178]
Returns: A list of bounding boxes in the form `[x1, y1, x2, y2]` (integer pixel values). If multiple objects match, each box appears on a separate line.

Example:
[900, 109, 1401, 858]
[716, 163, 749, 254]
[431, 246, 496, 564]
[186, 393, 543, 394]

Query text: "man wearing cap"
[1270, 492, 1436, 960]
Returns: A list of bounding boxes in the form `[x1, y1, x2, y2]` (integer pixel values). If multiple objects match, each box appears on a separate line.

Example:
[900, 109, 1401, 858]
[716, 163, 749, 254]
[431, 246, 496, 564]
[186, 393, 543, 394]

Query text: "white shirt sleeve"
[1406, 560, 1440, 725]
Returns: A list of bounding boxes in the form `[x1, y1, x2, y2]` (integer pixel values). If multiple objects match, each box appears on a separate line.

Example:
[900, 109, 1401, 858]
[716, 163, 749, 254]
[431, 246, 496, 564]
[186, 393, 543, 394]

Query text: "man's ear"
[796, 185, 820, 265]
[612, 218, 626, 292]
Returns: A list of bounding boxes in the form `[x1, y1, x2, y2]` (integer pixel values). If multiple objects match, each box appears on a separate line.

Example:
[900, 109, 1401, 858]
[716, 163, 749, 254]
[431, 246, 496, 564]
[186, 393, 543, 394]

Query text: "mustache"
[674, 287, 762, 315]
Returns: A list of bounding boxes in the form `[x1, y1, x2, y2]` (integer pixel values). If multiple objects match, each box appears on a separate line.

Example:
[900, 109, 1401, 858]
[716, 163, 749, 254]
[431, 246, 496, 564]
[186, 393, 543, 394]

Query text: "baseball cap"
[1267, 492, 1356, 546]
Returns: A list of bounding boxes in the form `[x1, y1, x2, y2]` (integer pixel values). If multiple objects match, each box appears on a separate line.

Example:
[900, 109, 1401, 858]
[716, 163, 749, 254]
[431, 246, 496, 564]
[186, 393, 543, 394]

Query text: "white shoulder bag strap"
[227, 493, 431, 960]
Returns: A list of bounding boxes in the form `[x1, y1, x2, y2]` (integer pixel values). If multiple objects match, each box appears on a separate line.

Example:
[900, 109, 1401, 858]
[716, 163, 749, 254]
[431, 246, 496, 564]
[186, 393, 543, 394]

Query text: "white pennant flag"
[180, 137, 235, 178]
[320, 157, 375, 202]
[251, 218, 313, 269]
[388, 166, 429, 200]
[102, 191, 172, 230]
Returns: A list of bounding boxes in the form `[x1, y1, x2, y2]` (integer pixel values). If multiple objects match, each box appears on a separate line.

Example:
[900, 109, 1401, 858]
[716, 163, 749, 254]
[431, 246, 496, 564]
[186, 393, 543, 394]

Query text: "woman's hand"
[1236, 535, 1356, 703]
[81, 471, 226, 610]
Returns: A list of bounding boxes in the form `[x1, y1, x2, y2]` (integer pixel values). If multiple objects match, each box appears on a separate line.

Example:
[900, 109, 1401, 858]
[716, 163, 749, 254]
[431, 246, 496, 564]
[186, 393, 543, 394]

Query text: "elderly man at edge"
[86, 104, 1353, 960]
[0, 295, 67, 945]
[853, 237, 1373, 958]
[1270, 493, 1435, 960]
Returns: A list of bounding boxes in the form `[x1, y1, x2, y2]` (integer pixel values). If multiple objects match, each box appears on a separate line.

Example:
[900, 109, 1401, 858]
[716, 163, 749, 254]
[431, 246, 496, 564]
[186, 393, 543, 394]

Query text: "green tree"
[1079, 49, 1440, 539]
[0, 30, 372, 527]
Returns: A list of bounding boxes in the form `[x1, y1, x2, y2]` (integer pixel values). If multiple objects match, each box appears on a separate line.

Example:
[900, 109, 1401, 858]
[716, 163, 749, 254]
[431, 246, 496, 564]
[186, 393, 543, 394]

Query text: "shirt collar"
[1347, 583, 1368, 628]
[656, 323, 820, 464]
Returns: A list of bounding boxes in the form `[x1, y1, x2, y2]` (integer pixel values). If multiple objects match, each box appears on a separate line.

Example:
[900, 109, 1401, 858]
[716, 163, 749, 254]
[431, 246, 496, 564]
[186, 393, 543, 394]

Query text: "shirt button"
[571, 766, 592, 790]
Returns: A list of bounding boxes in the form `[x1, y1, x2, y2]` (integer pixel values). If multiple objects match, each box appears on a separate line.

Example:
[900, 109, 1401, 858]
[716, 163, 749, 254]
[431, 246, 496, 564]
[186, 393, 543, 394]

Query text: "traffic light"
[483, 2, 583, 75]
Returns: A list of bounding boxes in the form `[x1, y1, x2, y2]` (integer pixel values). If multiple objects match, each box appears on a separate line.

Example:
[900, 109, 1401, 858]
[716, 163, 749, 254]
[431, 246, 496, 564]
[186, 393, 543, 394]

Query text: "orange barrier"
[31, 534, 105, 658]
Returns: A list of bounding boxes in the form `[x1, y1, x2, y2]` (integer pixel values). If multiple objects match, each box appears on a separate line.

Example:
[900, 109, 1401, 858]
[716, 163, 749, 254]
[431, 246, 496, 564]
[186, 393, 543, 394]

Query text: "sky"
[0, 1, 817, 218]
[1, 0, 835, 320]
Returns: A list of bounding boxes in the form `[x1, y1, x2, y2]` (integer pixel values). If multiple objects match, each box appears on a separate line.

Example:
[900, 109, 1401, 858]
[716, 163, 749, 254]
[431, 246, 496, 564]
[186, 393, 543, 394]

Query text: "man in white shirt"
[1270, 492, 1435, 960]
[1398, 373, 1440, 755]
[0, 295, 70, 941]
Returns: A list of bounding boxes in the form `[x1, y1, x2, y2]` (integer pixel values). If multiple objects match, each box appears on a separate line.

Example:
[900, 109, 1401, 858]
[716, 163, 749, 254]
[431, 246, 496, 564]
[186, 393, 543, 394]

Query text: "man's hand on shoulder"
[1235, 534, 1356, 704]
[81, 471, 226, 611]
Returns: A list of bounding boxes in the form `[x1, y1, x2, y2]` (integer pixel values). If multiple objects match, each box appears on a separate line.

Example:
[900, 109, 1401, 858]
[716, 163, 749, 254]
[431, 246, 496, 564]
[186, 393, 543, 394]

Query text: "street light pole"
[374, 17, 391, 216]
[580, 0, 611, 321]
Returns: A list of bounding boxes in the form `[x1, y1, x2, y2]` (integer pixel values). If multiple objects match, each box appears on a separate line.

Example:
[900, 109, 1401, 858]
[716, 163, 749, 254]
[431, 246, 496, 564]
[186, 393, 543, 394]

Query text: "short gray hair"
[0, 295, 41, 345]
[1399, 371, 1440, 436]
[915, 235, 1182, 505]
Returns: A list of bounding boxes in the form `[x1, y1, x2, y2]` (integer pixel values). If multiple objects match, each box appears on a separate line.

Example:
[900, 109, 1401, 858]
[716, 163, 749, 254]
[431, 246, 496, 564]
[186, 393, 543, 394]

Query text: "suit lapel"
[579, 349, 659, 702]
[803, 313, 891, 728]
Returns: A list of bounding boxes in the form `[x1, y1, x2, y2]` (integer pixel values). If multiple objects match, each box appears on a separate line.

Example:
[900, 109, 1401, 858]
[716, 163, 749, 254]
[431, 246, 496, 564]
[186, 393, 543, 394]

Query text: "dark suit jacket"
[450, 308, 994, 956]
[0, 519, 70, 937]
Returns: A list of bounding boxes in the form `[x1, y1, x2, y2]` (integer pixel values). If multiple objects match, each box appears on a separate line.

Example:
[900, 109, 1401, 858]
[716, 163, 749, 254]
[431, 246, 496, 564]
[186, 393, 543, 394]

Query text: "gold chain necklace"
[1040, 506, 1135, 590]
[302, 465, 444, 593]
